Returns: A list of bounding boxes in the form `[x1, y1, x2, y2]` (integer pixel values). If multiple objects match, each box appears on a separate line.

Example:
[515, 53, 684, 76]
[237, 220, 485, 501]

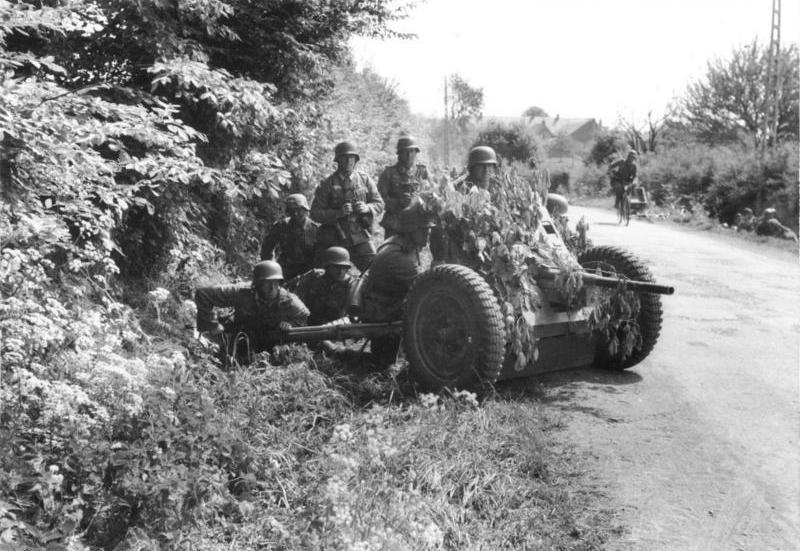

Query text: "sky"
[350, 0, 800, 126]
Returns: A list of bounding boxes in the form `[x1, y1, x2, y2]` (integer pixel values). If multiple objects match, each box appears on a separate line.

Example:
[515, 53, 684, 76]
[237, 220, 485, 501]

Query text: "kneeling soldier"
[292, 246, 356, 326]
[361, 199, 435, 368]
[195, 260, 309, 365]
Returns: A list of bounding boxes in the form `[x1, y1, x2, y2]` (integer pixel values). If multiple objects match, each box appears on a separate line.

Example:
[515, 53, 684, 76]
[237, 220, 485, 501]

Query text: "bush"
[473, 120, 543, 166]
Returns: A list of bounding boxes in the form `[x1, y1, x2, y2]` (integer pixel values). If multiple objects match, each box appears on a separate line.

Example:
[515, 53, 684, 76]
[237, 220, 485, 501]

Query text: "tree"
[523, 106, 548, 120]
[618, 107, 677, 154]
[448, 74, 484, 131]
[680, 41, 799, 147]
[586, 131, 629, 166]
[474, 121, 542, 165]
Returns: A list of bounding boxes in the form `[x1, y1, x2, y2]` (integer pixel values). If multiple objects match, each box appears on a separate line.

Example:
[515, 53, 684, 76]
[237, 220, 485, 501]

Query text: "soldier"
[609, 150, 638, 210]
[431, 146, 499, 263]
[311, 141, 385, 272]
[195, 260, 309, 365]
[291, 246, 355, 326]
[456, 145, 500, 192]
[260, 194, 319, 281]
[735, 207, 755, 232]
[360, 199, 435, 368]
[755, 208, 798, 241]
[378, 135, 430, 236]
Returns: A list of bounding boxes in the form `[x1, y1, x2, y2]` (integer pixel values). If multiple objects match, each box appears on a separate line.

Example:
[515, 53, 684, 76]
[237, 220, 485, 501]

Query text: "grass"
[128, 352, 622, 550]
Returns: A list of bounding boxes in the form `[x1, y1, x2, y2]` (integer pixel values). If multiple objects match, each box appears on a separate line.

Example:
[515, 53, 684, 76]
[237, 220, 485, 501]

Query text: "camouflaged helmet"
[322, 246, 351, 267]
[395, 198, 436, 233]
[396, 136, 421, 153]
[333, 141, 360, 162]
[467, 146, 498, 168]
[252, 260, 284, 282]
[285, 193, 310, 211]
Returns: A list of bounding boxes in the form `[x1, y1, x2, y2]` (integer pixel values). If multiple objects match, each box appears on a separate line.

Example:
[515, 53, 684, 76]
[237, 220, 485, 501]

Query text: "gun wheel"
[579, 246, 663, 370]
[403, 264, 505, 390]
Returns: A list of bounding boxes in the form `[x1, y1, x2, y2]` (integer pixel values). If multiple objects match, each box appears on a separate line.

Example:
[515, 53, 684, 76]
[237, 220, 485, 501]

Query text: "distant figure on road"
[755, 208, 798, 242]
[609, 150, 638, 210]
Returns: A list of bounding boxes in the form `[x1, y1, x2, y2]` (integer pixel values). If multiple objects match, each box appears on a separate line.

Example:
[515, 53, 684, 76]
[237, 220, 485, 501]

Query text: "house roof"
[529, 116, 597, 137]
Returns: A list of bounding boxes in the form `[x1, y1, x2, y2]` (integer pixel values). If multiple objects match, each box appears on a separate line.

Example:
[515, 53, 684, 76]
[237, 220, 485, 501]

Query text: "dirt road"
[542, 207, 799, 550]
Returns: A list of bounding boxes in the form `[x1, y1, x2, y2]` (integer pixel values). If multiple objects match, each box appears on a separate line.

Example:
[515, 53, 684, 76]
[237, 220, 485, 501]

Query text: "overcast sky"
[350, 0, 800, 126]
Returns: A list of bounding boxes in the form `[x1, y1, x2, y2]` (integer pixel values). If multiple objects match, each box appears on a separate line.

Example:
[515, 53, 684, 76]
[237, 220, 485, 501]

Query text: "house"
[528, 116, 601, 144]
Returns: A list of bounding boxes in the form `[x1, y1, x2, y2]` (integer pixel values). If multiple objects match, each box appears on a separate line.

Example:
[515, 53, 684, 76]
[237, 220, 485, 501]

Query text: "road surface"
[542, 207, 799, 550]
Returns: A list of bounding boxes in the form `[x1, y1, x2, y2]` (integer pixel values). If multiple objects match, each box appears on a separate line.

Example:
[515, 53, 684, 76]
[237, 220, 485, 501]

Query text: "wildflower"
[418, 393, 441, 410]
[331, 423, 354, 443]
[148, 287, 171, 304]
[452, 389, 479, 408]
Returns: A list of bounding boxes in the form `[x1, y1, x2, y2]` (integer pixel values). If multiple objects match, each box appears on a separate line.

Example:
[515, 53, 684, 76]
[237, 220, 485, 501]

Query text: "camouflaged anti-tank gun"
[275, 193, 674, 390]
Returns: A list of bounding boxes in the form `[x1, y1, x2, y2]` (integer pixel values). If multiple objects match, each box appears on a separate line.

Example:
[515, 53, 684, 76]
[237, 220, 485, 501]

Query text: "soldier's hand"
[354, 201, 368, 214]
[340, 202, 353, 217]
[398, 193, 413, 208]
[278, 321, 292, 333]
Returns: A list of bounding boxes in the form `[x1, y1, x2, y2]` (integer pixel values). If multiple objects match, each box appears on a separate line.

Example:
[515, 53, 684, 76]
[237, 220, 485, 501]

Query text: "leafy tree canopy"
[523, 105, 548, 120]
[474, 121, 542, 166]
[448, 73, 483, 130]
[679, 41, 799, 146]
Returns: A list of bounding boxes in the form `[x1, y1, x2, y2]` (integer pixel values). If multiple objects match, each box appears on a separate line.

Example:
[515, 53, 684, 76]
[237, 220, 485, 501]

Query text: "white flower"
[148, 287, 171, 303]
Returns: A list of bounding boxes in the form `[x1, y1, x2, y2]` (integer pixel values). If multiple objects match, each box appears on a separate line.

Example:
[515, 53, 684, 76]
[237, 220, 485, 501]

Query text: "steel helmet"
[396, 136, 421, 153]
[395, 199, 436, 233]
[333, 141, 360, 162]
[322, 246, 351, 267]
[285, 193, 310, 211]
[546, 193, 569, 216]
[467, 146, 498, 168]
[627, 150, 639, 158]
[252, 260, 284, 282]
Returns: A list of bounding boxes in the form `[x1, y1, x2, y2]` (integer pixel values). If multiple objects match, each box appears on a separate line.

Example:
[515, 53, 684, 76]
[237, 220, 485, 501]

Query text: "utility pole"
[443, 76, 450, 168]
[761, 0, 782, 154]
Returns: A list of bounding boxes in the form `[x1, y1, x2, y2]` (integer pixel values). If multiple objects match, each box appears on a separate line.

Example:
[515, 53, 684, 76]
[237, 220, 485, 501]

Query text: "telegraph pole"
[761, 0, 782, 153]
[443, 76, 450, 168]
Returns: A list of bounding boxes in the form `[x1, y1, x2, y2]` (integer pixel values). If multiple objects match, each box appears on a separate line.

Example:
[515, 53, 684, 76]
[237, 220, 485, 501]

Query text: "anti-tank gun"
[267, 182, 675, 390]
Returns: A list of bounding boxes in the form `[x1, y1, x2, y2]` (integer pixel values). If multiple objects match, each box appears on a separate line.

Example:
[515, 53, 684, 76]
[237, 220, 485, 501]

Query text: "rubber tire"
[403, 264, 505, 390]
[578, 246, 663, 370]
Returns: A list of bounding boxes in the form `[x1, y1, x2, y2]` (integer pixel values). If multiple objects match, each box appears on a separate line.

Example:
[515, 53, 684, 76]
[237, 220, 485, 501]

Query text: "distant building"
[528, 116, 601, 143]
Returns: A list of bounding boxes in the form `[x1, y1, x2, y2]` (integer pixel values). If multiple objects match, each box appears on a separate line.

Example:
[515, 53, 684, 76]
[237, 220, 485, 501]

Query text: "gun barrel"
[538, 269, 674, 295]
[580, 272, 674, 295]
[278, 321, 403, 343]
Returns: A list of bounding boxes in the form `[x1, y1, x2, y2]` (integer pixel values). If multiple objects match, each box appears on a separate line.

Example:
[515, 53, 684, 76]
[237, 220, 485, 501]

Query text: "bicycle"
[617, 184, 631, 226]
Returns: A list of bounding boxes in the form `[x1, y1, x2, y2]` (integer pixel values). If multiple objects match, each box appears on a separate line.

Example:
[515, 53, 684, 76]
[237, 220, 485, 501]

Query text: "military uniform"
[291, 269, 355, 325]
[377, 163, 430, 234]
[195, 284, 309, 356]
[361, 235, 424, 367]
[609, 158, 638, 209]
[310, 171, 384, 272]
[259, 217, 319, 281]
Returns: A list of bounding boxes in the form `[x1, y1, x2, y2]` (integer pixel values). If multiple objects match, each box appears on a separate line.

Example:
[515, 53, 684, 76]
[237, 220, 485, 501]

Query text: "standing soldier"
[452, 145, 500, 193]
[195, 260, 309, 365]
[609, 150, 639, 210]
[260, 193, 319, 281]
[431, 145, 500, 263]
[291, 246, 355, 326]
[360, 199, 435, 368]
[377, 135, 430, 236]
[311, 141, 384, 272]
